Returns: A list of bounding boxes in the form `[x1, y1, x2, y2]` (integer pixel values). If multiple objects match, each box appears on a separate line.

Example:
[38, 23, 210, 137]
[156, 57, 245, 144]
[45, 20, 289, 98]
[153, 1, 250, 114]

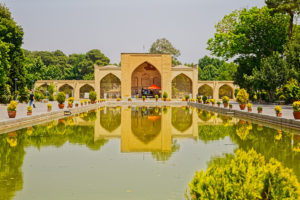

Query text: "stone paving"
[0, 100, 297, 123]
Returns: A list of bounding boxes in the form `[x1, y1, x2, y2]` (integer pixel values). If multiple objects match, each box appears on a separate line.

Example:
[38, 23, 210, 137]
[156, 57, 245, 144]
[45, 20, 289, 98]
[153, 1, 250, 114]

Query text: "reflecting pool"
[1, 106, 300, 200]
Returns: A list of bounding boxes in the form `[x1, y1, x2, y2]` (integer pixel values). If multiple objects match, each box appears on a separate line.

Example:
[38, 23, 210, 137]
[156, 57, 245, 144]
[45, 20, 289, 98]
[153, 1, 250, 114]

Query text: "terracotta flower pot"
[248, 108, 252, 112]
[81, 103, 83, 106]
[217, 104, 220, 107]
[239, 104, 246, 110]
[258, 110, 262, 114]
[224, 103, 228, 108]
[58, 104, 65, 109]
[48, 108, 51, 112]
[156, 99, 158, 102]
[75, 104, 78, 107]
[163, 98, 167, 102]
[68, 104, 73, 108]
[212, 103, 215, 106]
[27, 112, 32, 116]
[8, 111, 16, 118]
[293, 112, 300, 119]
[276, 112, 282, 117]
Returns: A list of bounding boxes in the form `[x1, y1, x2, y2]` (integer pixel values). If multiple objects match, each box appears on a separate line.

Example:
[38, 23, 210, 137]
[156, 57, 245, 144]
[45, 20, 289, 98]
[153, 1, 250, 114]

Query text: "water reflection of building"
[94, 106, 238, 152]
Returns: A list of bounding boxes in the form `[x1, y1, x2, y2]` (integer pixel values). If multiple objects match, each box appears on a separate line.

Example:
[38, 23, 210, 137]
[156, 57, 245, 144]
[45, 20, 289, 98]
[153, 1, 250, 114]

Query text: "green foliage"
[198, 56, 238, 80]
[56, 92, 66, 104]
[163, 92, 168, 99]
[149, 38, 181, 65]
[184, 95, 190, 101]
[236, 89, 249, 104]
[34, 88, 44, 101]
[0, 4, 28, 103]
[293, 101, 300, 112]
[276, 79, 300, 103]
[202, 95, 208, 103]
[222, 96, 229, 103]
[208, 6, 289, 91]
[89, 91, 97, 101]
[188, 149, 300, 200]
[257, 106, 263, 111]
[0, 84, 11, 103]
[245, 52, 291, 102]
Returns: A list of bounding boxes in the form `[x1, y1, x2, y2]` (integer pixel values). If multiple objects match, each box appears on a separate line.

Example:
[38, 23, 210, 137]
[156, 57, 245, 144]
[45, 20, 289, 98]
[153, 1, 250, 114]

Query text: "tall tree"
[149, 38, 181, 65]
[207, 7, 289, 90]
[265, 0, 300, 40]
[0, 4, 28, 102]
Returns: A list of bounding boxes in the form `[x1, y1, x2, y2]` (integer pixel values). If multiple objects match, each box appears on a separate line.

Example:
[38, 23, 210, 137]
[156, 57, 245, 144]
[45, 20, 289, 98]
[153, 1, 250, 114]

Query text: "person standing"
[29, 90, 35, 108]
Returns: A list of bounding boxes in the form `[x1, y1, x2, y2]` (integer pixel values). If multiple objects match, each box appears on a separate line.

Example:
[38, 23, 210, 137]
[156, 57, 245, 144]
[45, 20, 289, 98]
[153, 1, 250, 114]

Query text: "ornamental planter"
[217, 104, 220, 107]
[229, 105, 233, 109]
[58, 104, 65, 109]
[75, 104, 78, 107]
[68, 104, 73, 108]
[163, 98, 167, 102]
[248, 108, 252, 112]
[81, 103, 83, 106]
[212, 104, 215, 107]
[48, 108, 52, 112]
[8, 111, 16, 118]
[258, 110, 263, 114]
[276, 113, 282, 117]
[293, 112, 300, 120]
[239, 104, 246, 110]
[224, 103, 228, 108]
[27, 112, 32, 116]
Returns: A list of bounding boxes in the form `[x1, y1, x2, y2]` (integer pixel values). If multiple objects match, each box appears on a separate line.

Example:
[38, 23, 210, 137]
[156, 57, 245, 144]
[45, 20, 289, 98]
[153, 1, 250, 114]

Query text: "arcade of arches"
[35, 53, 238, 100]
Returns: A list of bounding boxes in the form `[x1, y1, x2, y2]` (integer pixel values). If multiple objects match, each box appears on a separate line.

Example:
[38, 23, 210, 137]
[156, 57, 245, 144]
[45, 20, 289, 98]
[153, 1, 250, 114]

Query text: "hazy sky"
[2, 0, 265, 63]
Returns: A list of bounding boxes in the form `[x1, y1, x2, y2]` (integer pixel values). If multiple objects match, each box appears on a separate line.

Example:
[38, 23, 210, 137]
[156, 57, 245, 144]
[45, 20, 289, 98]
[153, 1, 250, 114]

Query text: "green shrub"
[56, 92, 66, 104]
[202, 95, 208, 103]
[222, 96, 229, 103]
[34, 88, 44, 101]
[163, 92, 168, 99]
[236, 89, 249, 104]
[0, 84, 11, 104]
[257, 106, 263, 111]
[188, 149, 300, 200]
[89, 91, 97, 101]
[293, 101, 300, 112]
[185, 95, 190, 101]
[49, 95, 54, 101]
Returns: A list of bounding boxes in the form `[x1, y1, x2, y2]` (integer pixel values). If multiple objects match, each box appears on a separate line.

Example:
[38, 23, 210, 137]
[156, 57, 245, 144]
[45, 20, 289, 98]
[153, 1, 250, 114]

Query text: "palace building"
[35, 53, 238, 100]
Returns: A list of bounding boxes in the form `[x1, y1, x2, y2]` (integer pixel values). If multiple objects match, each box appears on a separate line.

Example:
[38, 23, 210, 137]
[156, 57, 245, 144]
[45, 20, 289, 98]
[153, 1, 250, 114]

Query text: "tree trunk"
[288, 10, 294, 40]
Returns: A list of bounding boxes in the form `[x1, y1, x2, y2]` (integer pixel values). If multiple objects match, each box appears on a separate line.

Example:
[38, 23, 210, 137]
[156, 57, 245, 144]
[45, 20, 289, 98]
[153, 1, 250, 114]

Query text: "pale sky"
[2, 0, 265, 63]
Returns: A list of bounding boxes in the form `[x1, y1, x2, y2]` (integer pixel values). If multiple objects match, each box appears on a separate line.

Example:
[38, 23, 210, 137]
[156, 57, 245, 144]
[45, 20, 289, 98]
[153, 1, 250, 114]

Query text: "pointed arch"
[131, 62, 161, 97]
[172, 73, 192, 99]
[198, 84, 213, 98]
[80, 84, 95, 99]
[100, 73, 121, 99]
[59, 84, 74, 98]
[219, 84, 233, 99]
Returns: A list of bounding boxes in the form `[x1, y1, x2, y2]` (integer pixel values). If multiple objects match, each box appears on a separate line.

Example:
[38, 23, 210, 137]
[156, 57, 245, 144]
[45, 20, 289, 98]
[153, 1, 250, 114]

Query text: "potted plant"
[89, 91, 97, 104]
[56, 92, 66, 109]
[7, 101, 17, 118]
[117, 98, 121, 101]
[197, 96, 202, 103]
[84, 100, 87, 105]
[210, 99, 216, 106]
[257, 106, 263, 114]
[236, 89, 249, 110]
[217, 101, 221, 107]
[75, 103, 79, 107]
[88, 100, 91, 105]
[67, 97, 74, 108]
[47, 103, 52, 112]
[229, 104, 233, 109]
[222, 96, 229, 108]
[80, 100, 84, 106]
[247, 103, 252, 112]
[155, 95, 159, 102]
[202, 95, 208, 104]
[182, 97, 186, 101]
[185, 95, 190, 101]
[27, 106, 32, 116]
[162, 92, 168, 101]
[293, 101, 300, 119]
[128, 97, 132, 102]
[142, 96, 146, 102]
[275, 106, 282, 117]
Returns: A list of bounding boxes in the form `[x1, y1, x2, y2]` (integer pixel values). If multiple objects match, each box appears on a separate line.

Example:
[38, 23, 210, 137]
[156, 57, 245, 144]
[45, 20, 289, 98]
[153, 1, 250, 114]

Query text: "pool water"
[1, 106, 300, 200]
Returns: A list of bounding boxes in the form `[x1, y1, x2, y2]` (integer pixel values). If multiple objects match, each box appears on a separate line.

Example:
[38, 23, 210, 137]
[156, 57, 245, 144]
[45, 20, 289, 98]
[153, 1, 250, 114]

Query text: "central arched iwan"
[100, 73, 121, 99]
[172, 74, 192, 99]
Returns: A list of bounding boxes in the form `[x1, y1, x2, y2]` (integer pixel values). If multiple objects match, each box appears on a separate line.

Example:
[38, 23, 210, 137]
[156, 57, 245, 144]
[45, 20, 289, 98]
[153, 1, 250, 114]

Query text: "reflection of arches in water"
[198, 110, 214, 122]
[219, 84, 233, 99]
[172, 74, 192, 99]
[80, 84, 94, 99]
[59, 84, 74, 97]
[171, 107, 193, 132]
[100, 74, 121, 99]
[131, 107, 161, 144]
[198, 84, 213, 97]
[100, 107, 121, 132]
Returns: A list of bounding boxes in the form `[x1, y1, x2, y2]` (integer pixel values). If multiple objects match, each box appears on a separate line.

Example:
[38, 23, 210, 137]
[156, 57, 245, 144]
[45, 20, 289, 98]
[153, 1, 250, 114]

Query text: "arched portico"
[219, 84, 234, 99]
[131, 62, 161, 97]
[198, 84, 213, 98]
[59, 84, 74, 98]
[100, 73, 121, 99]
[172, 73, 192, 99]
[80, 84, 94, 99]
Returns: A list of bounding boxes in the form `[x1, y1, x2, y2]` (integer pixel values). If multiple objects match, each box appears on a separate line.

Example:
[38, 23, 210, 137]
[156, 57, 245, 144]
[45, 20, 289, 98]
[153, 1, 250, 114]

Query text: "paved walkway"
[0, 100, 297, 123]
